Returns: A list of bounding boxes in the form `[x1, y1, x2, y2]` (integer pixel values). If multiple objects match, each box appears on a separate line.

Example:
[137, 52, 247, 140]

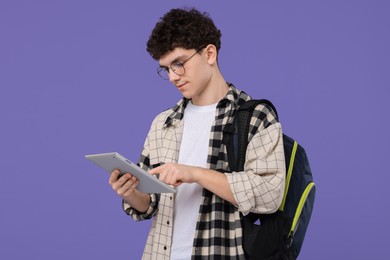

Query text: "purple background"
[1, 1, 389, 259]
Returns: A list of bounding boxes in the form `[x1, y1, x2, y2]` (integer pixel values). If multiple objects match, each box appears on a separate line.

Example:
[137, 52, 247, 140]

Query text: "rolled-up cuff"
[122, 193, 158, 220]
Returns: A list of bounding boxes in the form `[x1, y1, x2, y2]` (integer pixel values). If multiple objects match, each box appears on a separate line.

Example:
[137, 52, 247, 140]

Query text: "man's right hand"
[109, 169, 140, 199]
[109, 170, 150, 213]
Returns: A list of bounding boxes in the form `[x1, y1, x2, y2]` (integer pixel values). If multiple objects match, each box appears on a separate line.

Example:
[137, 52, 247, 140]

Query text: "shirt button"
[164, 246, 167, 250]
[167, 221, 170, 225]
[170, 196, 172, 200]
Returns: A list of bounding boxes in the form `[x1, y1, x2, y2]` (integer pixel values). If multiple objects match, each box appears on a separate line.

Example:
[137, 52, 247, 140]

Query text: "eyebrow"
[159, 55, 188, 68]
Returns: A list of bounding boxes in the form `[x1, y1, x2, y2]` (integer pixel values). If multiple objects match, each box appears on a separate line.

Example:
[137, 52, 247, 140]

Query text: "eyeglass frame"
[157, 46, 206, 80]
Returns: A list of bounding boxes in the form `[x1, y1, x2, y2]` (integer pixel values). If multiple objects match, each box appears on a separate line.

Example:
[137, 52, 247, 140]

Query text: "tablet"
[85, 152, 176, 193]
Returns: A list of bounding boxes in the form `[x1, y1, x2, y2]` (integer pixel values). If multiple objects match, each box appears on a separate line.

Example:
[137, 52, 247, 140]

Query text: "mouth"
[176, 82, 187, 89]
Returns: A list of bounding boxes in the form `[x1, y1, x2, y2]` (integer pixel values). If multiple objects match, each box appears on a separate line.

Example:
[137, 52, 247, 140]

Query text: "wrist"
[193, 166, 208, 184]
[190, 166, 199, 183]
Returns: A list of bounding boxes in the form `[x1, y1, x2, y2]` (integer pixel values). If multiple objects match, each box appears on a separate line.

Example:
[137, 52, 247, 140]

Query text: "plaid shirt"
[123, 84, 285, 259]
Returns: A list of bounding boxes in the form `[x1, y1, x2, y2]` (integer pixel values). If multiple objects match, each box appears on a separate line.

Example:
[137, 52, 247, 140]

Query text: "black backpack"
[223, 99, 316, 260]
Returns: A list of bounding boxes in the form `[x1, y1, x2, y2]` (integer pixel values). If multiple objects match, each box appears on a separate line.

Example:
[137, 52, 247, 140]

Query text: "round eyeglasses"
[157, 47, 205, 80]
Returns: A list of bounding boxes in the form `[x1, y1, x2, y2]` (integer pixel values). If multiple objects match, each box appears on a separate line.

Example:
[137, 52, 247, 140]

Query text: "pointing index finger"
[149, 163, 167, 175]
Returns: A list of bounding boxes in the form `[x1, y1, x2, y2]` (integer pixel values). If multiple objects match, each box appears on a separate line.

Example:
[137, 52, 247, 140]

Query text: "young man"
[109, 8, 285, 259]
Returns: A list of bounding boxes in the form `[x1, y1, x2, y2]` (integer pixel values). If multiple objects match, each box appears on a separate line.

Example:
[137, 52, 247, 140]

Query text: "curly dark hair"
[146, 8, 222, 60]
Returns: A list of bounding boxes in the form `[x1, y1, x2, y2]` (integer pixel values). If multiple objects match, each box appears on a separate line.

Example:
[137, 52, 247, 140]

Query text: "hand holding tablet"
[85, 152, 176, 193]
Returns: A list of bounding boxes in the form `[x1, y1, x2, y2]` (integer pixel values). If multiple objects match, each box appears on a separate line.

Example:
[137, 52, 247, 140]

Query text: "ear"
[204, 44, 218, 65]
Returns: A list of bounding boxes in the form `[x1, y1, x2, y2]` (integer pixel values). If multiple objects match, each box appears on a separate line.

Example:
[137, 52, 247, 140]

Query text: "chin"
[179, 90, 193, 99]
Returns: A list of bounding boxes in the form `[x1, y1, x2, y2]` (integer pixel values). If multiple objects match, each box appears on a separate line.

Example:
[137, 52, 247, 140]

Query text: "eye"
[171, 62, 184, 71]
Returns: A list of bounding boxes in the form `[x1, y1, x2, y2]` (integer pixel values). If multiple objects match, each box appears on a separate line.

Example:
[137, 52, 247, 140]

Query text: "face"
[158, 47, 213, 104]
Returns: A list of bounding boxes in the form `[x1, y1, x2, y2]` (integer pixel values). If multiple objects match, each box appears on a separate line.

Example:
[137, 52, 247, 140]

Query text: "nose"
[168, 70, 180, 82]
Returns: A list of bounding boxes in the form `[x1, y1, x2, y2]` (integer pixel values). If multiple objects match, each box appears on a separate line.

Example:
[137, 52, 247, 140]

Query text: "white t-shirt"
[170, 101, 217, 260]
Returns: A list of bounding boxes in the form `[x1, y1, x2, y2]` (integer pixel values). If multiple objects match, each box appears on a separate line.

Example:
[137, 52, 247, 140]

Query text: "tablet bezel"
[85, 152, 176, 193]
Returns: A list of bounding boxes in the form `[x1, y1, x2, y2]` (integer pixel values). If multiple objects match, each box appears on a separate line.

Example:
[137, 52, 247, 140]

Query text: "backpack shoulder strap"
[224, 99, 279, 172]
[239, 99, 279, 121]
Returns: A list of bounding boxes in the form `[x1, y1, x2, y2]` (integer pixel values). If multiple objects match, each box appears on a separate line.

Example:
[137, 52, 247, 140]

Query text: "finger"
[116, 177, 134, 195]
[124, 178, 140, 194]
[158, 165, 172, 183]
[112, 173, 132, 190]
[169, 170, 182, 186]
[161, 166, 177, 185]
[109, 169, 121, 185]
[172, 180, 183, 187]
[118, 177, 139, 197]
[149, 164, 165, 175]
[170, 167, 180, 182]
[118, 172, 132, 181]
[128, 176, 139, 188]
[164, 167, 175, 184]
[157, 170, 167, 183]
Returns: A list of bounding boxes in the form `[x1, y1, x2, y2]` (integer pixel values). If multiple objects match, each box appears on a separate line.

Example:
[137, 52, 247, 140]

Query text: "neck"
[191, 70, 229, 106]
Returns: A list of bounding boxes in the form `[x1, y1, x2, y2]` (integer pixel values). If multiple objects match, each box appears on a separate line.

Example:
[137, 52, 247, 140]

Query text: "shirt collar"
[164, 83, 250, 127]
